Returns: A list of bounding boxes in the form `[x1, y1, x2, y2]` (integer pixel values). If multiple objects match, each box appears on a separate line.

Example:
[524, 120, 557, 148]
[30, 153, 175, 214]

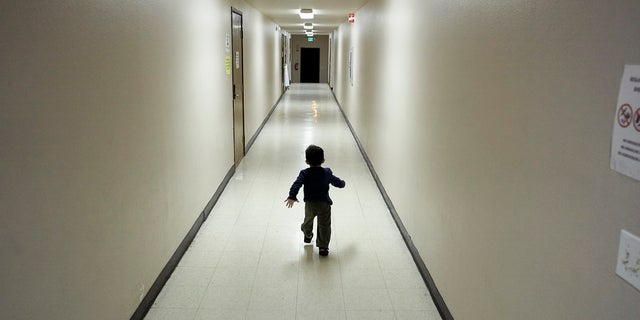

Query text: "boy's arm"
[285, 170, 305, 206]
[284, 198, 297, 208]
[330, 176, 346, 188]
[327, 168, 346, 188]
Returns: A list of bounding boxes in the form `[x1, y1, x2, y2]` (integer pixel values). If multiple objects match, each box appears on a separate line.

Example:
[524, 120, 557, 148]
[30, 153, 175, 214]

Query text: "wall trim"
[245, 88, 288, 153]
[130, 164, 236, 320]
[330, 88, 454, 320]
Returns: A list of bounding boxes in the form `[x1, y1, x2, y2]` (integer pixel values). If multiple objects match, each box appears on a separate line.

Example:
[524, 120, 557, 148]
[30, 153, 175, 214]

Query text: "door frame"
[231, 8, 245, 165]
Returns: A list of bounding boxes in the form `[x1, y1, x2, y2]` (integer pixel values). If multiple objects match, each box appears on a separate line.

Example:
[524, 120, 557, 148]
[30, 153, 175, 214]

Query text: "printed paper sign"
[225, 55, 231, 75]
[611, 65, 640, 181]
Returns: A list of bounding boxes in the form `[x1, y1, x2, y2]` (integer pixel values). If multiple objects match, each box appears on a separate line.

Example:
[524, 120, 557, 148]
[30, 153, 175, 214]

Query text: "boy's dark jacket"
[288, 167, 345, 205]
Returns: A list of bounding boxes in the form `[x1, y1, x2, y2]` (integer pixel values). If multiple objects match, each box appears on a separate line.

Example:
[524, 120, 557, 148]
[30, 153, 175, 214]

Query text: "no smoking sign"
[611, 65, 640, 181]
[618, 104, 633, 128]
[617, 104, 640, 132]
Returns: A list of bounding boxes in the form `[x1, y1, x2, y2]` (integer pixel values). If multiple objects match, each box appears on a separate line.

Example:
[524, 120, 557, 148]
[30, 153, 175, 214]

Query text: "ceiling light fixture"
[299, 9, 314, 20]
[303, 22, 313, 30]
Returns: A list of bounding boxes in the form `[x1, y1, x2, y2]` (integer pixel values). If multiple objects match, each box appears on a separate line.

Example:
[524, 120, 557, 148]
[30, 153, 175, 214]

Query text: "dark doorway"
[300, 48, 320, 83]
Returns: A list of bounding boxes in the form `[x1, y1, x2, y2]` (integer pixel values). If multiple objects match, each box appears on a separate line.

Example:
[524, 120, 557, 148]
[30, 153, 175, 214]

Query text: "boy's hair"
[305, 145, 324, 166]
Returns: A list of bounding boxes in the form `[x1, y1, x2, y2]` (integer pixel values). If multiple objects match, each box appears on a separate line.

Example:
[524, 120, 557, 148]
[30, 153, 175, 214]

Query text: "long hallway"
[145, 84, 440, 320]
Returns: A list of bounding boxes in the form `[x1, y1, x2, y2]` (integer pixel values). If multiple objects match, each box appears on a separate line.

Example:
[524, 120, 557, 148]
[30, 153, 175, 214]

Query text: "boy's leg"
[315, 202, 332, 249]
[301, 202, 316, 240]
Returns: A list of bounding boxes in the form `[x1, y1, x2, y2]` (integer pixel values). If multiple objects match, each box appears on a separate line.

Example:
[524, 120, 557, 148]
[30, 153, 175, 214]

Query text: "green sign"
[307, 37, 314, 42]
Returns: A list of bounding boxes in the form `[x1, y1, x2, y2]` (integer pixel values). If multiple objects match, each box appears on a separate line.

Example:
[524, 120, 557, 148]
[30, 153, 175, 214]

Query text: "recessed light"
[303, 22, 313, 30]
[299, 9, 314, 20]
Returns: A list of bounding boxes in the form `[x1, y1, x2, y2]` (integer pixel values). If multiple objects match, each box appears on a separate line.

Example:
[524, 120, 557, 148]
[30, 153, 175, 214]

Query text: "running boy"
[285, 145, 346, 256]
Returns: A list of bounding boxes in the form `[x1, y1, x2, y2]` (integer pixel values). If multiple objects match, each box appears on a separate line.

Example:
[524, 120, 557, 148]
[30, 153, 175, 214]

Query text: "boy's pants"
[302, 201, 331, 248]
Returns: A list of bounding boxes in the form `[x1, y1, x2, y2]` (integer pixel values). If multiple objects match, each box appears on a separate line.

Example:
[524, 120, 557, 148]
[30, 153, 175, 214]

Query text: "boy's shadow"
[302, 244, 315, 263]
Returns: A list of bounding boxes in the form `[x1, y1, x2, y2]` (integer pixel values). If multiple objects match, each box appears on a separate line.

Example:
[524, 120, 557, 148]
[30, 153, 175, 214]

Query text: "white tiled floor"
[145, 84, 441, 320]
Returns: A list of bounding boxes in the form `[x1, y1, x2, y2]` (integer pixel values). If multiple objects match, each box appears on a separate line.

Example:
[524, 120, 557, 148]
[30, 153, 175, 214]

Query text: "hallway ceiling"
[243, 0, 369, 35]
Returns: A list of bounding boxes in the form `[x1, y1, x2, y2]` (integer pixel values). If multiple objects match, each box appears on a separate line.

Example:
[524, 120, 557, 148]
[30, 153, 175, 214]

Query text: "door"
[300, 48, 320, 83]
[231, 10, 244, 164]
[281, 34, 287, 92]
[328, 34, 333, 88]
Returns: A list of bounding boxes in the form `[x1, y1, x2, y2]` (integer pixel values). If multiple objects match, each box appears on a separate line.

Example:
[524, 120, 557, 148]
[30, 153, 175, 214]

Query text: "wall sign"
[610, 64, 640, 181]
[225, 55, 231, 75]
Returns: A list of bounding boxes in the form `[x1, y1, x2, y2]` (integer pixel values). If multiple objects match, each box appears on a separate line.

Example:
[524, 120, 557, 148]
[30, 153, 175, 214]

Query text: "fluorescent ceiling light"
[303, 22, 313, 30]
[299, 9, 314, 19]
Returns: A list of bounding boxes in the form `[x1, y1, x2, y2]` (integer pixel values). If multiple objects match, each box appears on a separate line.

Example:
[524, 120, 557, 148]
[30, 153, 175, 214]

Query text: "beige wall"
[332, 0, 640, 319]
[0, 1, 281, 319]
[291, 35, 330, 83]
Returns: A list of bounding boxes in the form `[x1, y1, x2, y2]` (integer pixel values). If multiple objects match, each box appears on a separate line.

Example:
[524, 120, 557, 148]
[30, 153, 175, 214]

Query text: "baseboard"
[330, 90, 454, 320]
[130, 165, 236, 320]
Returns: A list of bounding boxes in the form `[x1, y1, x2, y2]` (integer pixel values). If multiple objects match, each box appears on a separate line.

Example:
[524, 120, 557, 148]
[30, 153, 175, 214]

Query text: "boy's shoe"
[304, 233, 313, 243]
[319, 248, 329, 256]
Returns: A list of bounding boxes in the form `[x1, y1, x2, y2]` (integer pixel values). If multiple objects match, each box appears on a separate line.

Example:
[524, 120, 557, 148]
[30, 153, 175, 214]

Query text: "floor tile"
[253, 265, 299, 289]
[199, 286, 252, 310]
[395, 309, 442, 320]
[343, 288, 393, 311]
[338, 250, 380, 269]
[296, 309, 347, 320]
[246, 309, 297, 320]
[345, 310, 395, 320]
[178, 250, 223, 268]
[388, 288, 435, 311]
[165, 267, 214, 287]
[382, 268, 426, 289]
[298, 265, 342, 289]
[152, 285, 207, 309]
[377, 251, 417, 270]
[341, 267, 386, 289]
[194, 308, 246, 320]
[217, 250, 262, 269]
[144, 307, 197, 320]
[248, 285, 298, 310]
[209, 266, 257, 287]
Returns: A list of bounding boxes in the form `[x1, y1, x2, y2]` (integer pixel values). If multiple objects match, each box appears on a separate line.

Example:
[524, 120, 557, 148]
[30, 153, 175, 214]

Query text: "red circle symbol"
[634, 108, 640, 132]
[618, 104, 633, 128]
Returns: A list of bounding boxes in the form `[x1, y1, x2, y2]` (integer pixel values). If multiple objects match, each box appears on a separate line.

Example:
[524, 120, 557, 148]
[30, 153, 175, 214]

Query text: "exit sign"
[307, 37, 314, 42]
